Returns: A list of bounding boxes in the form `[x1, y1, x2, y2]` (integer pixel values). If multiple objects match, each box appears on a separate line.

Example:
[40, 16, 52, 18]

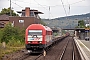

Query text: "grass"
[0, 43, 25, 60]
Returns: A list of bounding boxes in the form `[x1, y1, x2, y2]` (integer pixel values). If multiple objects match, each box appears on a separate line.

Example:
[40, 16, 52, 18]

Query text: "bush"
[0, 29, 3, 42]
[7, 37, 23, 47]
[1, 23, 25, 44]
[53, 32, 58, 36]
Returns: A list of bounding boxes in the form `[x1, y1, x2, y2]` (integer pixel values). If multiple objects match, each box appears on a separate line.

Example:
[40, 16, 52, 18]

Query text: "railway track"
[2, 36, 81, 60]
[37, 37, 70, 60]
[23, 54, 42, 60]
[36, 37, 81, 60]
[59, 37, 74, 60]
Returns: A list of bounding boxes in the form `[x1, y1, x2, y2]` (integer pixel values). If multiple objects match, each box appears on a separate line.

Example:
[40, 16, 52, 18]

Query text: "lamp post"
[79, 30, 81, 39]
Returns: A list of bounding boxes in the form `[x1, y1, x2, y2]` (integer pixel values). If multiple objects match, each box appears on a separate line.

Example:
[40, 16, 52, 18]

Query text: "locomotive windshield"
[28, 30, 42, 35]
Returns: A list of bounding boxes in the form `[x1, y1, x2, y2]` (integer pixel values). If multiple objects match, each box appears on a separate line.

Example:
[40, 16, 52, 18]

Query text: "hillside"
[42, 13, 90, 28]
[54, 13, 90, 20]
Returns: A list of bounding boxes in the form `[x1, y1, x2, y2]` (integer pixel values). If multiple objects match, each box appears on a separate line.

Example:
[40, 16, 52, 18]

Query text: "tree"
[77, 20, 85, 28]
[40, 19, 47, 26]
[1, 23, 25, 43]
[0, 7, 19, 16]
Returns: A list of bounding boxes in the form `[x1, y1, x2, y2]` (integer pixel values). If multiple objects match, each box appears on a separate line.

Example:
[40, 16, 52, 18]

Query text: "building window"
[0, 22, 5, 28]
[30, 11, 34, 17]
[19, 20, 24, 23]
[22, 12, 25, 16]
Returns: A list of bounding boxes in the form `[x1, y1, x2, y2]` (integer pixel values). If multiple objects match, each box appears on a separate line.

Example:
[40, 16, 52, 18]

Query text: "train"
[25, 24, 70, 53]
[25, 24, 53, 53]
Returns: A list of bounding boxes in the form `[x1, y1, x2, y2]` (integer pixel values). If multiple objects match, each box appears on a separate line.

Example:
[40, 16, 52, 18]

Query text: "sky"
[0, 0, 90, 19]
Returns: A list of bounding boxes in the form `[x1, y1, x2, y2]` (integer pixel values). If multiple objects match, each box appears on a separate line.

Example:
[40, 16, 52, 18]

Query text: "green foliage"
[62, 30, 66, 34]
[78, 20, 84, 26]
[40, 19, 47, 26]
[7, 37, 23, 47]
[0, 24, 25, 58]
[53, 32, 58, 36]
[0, 7, 19, 16]
[0, 29, 3, 42]
[77, 20, 85, 28]
[86, 26, 90, 28]
[1, 23, 25, 44]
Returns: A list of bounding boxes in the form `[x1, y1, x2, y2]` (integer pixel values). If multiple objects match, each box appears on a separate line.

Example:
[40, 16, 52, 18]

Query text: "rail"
[74, 37, 89, 60]
[59, 40, 69, 60]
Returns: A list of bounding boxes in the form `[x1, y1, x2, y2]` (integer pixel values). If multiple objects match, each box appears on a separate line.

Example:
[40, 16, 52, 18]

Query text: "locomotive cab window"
[28, 30, 42, 36]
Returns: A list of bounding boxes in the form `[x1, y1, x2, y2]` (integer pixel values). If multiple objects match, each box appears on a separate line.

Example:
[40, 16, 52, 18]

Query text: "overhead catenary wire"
[9, 0, 54, 19]
[60, 0, 67, 16]
[11, 0, 86, 10]
[6, 0, 87, 19]
[13, 0, 37, 6]
[33, 0, 86, 18]
[33, 0, 86, 8]
[12, 0, 86, 7]
[11, 2, 23, 8]
[8, 0, 23, 8]
[60, 0, 85, 16]
[34, 0, 54, 19]
[70, 0, 85, 5]
[10, 0, 12, 16]
[9, 0, 85, 11]
[67, 0, 70, 15]
[67, 0, 71, 28]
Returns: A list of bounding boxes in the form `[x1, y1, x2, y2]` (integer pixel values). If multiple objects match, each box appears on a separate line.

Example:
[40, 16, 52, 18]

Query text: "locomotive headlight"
[39, 41, 42, 43]
[28, 41, 31, 43]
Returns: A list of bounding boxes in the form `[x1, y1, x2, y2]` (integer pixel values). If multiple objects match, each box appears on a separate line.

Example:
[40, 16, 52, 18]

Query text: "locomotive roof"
[27, 24, 52, 31]
[43, 26, 52, 31]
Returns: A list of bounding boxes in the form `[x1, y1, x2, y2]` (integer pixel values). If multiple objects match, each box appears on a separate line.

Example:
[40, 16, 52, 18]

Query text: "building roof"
[17, 9, 43, 14]
[31, 9, 43, 14]
[0, 14, 9, 20]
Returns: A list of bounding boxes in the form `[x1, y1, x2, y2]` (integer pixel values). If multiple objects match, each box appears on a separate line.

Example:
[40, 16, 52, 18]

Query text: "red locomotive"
[25, 24, 53, 53]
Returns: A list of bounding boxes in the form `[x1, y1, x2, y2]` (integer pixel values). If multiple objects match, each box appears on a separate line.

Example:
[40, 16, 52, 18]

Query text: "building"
[10, 7, 43, 29]
[0, 14, 9, 28]
[0, 7, 43, 29]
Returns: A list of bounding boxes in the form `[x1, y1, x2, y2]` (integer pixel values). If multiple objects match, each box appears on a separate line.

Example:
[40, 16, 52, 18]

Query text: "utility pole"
[49, 6, 50, 20]
[10, 0, 12, 16]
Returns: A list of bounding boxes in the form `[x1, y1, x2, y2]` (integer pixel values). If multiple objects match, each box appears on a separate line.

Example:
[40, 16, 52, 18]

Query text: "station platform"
[74, 37, 90, 60]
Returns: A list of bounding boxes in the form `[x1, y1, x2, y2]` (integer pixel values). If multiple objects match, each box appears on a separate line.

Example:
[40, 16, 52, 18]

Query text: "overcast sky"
[0, 0, 90, 19]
